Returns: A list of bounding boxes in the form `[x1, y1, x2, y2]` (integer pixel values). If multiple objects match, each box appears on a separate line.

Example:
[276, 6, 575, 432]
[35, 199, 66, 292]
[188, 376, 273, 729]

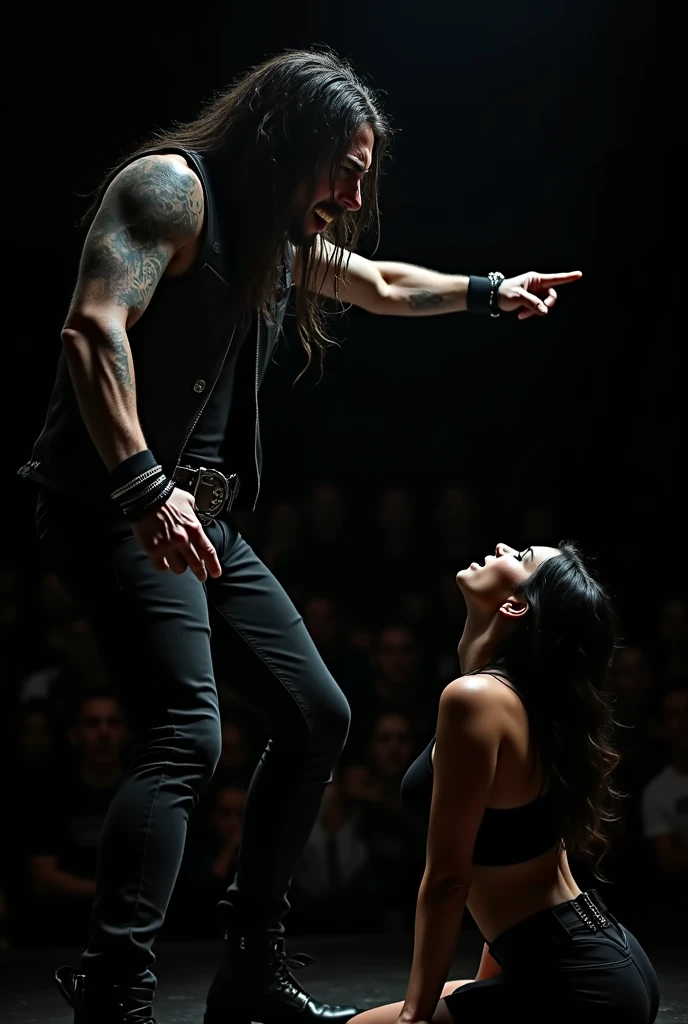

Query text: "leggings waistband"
[489, 890, 620, 967]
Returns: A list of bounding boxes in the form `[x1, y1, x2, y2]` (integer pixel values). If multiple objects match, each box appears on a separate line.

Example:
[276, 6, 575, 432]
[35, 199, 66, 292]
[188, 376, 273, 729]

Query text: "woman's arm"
[397, 678, 501, 1024]
[475, 942, 503, 980]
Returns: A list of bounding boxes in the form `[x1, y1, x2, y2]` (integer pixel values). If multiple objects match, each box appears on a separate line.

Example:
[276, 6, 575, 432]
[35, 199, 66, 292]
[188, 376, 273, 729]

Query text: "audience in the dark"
[288, 768, 376, 934]
[168, 781, 247, 939]
[22, 692, 128, 946]
[642, 685, 688, 917]
[655, 598, 688, 687]
[0, 482, 680, 947]
[343, 710, 424, 930]
[345, 623, 438, 761]
[301, 593, 370, 705]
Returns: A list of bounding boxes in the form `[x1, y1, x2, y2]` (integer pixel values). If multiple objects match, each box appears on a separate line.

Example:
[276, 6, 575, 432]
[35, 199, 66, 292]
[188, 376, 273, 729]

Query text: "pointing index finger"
[540, 271, 583, 285]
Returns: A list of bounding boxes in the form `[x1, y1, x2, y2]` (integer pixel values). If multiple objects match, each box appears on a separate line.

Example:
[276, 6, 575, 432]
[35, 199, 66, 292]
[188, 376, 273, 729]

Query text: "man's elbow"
[367, 279, 398, 315]
[62, 306, 126, 348]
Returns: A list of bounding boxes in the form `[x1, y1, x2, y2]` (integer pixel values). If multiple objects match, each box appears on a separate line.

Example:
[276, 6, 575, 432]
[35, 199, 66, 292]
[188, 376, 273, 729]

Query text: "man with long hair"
[20, 48, 582, 1024]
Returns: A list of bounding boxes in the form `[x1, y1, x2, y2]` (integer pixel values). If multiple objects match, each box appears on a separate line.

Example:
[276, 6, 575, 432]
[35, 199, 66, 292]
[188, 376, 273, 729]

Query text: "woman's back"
[463, 673, 582, 940]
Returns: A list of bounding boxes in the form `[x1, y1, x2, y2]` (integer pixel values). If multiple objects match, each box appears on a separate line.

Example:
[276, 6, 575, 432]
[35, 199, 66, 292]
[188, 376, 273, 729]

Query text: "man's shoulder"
[103, 152, 205, 244]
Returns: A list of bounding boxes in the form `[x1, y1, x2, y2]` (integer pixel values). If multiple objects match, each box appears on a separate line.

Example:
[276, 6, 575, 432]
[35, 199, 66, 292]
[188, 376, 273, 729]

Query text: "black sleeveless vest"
[17, 147, 293, 512]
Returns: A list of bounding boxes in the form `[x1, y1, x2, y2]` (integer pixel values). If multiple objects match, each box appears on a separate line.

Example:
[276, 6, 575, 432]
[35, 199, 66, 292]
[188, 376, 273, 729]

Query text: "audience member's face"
[399, 590, 432, 631]
[303, 596, 339, 649]
[0, 566, 18, 626]
[307, 485, 345, 541]
[211, 787, 246, 841]
[63, 618, 103, 670]
[609, 646, 654, 703]
[269, 501, 302, 547]
[37, 572, 74, 624]
[662, 691, 688, 755]
[71, 698, 127, 766]
[19, 711, 54, 764]
[370, 713, 414, 776]
[378, 488, 414, 534]
[521, 504, 555, 544]
[659, 599, 688, 649]
[349, 625, 373, 657]
[374, 627, 419, 686]
[436, 486, 474, 535]
[220, 721, 251, 767]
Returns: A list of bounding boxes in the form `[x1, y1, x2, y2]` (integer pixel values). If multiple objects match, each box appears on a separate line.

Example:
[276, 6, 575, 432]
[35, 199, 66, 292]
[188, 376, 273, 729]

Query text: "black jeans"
[35, 489, 351, 989]
[443, 890, 660, 1023]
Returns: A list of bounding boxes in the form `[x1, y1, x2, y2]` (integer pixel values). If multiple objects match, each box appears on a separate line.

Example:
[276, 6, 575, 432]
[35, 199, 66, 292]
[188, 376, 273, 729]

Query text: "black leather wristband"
[110, 449, 175, 521]
[467, 276, 493, 314]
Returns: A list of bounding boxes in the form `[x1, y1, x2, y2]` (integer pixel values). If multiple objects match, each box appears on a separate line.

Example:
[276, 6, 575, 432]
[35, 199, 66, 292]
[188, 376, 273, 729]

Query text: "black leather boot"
[54, 966, 157, 1023]
[204, 932, 360, 1023]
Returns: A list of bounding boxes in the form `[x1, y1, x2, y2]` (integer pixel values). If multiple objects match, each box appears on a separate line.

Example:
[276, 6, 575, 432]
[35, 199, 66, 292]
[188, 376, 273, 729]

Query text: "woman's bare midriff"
[467, 844, 582, 943]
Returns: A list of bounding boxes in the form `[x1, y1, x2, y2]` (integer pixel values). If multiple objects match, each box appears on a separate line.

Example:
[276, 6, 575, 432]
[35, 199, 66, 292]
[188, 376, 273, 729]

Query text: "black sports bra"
[399, 676, 560, 867]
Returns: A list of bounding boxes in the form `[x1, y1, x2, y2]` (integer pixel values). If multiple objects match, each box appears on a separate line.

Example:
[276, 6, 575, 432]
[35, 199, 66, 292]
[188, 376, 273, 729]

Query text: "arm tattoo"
[103, 317, 134, 392]
[80, 158, 202, 313]
[407, 289, 444, 310]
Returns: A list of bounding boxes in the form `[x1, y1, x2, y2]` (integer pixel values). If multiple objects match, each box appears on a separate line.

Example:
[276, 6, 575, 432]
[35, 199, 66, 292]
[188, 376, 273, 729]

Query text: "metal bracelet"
[488, 271, 505, 318]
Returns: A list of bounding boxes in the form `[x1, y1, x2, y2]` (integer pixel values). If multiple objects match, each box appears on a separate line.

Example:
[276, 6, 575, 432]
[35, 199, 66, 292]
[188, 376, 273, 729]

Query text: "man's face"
[288, 123, 374, 246]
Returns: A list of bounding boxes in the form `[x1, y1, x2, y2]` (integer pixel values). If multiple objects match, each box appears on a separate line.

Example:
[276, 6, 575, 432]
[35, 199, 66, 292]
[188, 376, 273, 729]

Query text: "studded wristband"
[110, 449, 176, 521]
[488, 271, 505, 318]
[467, 272, 505, 316]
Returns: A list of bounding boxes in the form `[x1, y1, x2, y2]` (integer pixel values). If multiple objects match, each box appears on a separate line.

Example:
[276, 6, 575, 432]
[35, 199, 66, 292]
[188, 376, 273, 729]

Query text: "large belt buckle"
[192, 468, 239, 523]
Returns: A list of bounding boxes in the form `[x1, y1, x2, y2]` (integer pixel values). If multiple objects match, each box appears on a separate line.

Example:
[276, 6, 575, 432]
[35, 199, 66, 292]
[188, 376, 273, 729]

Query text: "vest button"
[193, 380, 206, 393]
[212, 242, 221, 253]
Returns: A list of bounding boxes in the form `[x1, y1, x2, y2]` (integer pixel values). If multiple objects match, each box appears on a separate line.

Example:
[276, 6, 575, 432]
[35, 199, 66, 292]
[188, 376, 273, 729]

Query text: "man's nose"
[336, 181, 361, 212]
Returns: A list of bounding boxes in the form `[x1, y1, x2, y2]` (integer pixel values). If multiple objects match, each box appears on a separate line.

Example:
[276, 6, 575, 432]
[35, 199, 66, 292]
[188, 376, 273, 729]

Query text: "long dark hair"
[475, 542, 622, 878]
[81, 48, 393, 373]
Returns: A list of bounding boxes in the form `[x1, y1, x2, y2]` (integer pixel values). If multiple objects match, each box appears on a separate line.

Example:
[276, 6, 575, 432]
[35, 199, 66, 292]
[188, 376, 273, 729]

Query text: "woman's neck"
[457, 609, 501, 674]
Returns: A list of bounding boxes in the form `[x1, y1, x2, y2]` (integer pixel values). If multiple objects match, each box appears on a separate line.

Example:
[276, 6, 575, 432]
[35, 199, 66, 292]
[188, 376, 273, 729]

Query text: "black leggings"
[35, 489, 351, 990]
[443, 890, 660, 1023]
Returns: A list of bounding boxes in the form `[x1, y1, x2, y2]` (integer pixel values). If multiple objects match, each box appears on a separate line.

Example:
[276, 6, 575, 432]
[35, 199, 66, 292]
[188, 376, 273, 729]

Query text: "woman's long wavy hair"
[81, 48, 393, 374]
[473, 542, 623, 878]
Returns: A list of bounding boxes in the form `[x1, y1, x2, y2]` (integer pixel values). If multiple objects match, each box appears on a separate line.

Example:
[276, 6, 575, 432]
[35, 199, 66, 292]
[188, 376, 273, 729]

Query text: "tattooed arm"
[298, 239, 578, 319]
[296, 239, 469, 316]
[61, 154, 204, 470]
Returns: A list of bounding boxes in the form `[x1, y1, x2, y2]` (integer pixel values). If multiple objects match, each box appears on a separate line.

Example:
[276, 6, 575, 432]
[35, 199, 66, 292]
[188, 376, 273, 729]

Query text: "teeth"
[314, 206, 334, 224]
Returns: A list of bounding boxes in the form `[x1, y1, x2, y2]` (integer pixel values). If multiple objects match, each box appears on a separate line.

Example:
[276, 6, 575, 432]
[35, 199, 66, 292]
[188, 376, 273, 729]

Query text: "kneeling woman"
[353, 541, 659, 1024]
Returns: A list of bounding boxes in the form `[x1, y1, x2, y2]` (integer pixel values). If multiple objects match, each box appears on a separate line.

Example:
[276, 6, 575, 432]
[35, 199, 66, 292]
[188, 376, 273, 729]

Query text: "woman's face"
[456, 542, 559, 613]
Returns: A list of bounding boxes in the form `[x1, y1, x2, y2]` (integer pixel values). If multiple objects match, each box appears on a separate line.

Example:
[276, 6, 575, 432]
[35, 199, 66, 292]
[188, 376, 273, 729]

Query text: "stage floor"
[1, 930, 686, 1022]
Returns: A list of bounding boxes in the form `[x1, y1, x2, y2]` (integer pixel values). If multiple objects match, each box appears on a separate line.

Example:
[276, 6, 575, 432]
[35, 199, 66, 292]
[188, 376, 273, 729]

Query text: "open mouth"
[314, 205, 337, 229]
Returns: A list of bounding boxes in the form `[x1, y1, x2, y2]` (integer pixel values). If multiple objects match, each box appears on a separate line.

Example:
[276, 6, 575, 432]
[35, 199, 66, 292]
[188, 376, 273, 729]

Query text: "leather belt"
[172, 465, 240, 524]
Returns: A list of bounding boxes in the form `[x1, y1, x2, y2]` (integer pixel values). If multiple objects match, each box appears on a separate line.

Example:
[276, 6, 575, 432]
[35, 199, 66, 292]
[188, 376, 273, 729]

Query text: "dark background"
[9, 1, 666, 606]
[3, 0, 679, 956]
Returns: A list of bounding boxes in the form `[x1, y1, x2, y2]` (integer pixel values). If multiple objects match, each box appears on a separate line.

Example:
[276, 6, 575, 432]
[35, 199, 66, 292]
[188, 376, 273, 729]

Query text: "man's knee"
[186, 716, 223, 786]
[309, 682, 351, 760]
